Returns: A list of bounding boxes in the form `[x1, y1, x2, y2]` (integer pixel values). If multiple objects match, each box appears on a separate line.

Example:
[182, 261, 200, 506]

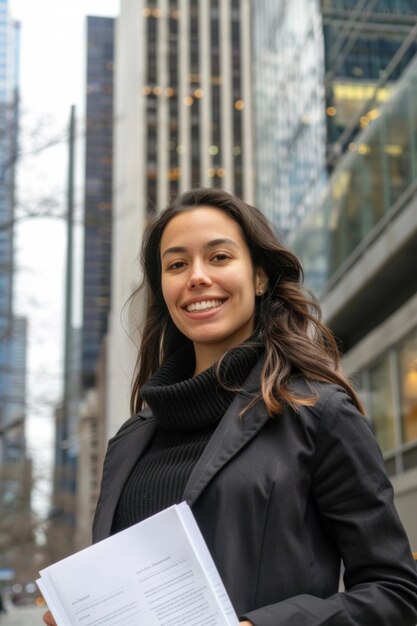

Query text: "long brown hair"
[129, 188, 364, 416]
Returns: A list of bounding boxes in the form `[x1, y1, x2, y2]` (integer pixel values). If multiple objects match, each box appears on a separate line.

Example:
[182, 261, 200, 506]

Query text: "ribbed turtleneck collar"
[140, 341, 263, 431]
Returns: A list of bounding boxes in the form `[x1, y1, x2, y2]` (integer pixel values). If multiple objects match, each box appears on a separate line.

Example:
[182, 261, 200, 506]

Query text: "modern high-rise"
[252, 0, 417, 545]
[107, 0, 254, 433]
[81, 16, 114, 392]
[253, 0, 327, 237]
[0, 0, 32, 582]
[322, 0, 417, 171]
[0, 1, 26, 463]
[253, 0, 417, 237]
[0, 0, 17, 429]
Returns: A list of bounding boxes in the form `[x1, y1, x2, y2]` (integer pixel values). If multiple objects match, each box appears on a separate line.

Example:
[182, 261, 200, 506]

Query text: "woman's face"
[160, 206, 266, 372]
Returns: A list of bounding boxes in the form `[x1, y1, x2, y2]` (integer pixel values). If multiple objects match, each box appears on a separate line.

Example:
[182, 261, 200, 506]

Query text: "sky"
[9, 0, 119, 515]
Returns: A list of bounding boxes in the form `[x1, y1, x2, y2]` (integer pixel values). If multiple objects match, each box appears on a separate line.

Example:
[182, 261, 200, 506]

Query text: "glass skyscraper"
[0, 0, 26, 454]
[252, 0, 417, 545]
[0, 0, 15, 401]
[81, 16, 114, 391]
[322, 0, 417, 169]
[253, 0, 327, 237]
[0, 0, 31, 582]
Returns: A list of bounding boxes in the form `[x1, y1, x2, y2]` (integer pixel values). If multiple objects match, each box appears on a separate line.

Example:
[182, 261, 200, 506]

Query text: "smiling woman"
[160, 206, 267, 374]
[44, 188, 417, 626]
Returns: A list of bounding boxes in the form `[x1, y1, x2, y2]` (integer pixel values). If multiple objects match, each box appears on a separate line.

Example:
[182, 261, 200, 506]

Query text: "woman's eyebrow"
[206, 238, 238, 250]
[161, 238, 238, 258]
[161, 245, 187, 258]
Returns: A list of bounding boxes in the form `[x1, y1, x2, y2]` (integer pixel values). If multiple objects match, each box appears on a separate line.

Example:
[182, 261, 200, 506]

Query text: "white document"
[37, 502, 239, 626]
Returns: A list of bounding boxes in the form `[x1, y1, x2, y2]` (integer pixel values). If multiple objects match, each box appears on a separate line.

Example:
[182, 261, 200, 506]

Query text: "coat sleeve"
[241, 389, 417, 626]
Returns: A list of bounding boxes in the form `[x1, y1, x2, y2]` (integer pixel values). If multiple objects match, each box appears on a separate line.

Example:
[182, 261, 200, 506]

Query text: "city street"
[0, 604, 45, 626]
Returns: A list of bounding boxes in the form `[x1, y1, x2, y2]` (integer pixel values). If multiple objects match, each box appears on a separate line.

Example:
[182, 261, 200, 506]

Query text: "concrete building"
[107, 0, 254, 435]
[253, 0, 417, 545]
[75, 339, 108, 549]
[48, 327, 81, 559]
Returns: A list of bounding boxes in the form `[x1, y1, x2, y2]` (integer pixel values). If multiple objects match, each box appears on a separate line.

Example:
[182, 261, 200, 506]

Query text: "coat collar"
[93, 358, 269, 541]
[183, 358, 269, 504]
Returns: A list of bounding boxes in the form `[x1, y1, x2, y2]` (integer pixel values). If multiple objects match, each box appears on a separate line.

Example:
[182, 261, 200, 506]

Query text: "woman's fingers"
[43, 610, 57, 625]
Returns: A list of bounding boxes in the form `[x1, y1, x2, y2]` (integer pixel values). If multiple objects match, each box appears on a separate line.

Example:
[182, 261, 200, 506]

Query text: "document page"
[37, 503, 239, 626]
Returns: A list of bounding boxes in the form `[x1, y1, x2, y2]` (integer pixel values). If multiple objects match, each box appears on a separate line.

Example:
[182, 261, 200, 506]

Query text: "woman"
[44, 188, 417, 625]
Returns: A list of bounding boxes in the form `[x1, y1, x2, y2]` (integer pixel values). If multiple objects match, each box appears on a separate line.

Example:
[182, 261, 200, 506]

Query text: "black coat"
[93, 362, 417, 625]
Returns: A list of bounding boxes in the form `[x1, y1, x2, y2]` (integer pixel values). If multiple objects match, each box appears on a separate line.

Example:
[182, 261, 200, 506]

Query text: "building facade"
[48, 326, 81, 559]
[0, 0, 17, 435]
[253, 0, 417, 544]
[322, 0, 417, 170]
[107, 0, 254, 434]
[253, 0, 327, 236]
[0, 2, 26, 451]
[299, 55, 417, 546]
[81, 16, 114, 392]
[0, 0, 32, 582]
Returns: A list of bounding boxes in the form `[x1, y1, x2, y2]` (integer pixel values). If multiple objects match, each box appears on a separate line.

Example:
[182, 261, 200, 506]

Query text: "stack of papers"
[37, 502, 239, 626]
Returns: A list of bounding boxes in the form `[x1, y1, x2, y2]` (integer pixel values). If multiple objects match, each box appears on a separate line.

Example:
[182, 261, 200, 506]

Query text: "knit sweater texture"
[111, 342, 262, 532]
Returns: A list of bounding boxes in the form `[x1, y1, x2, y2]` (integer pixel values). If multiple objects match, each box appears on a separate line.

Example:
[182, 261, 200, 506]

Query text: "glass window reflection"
[398, 331, 417, 444]
[368, 354, 396, 453]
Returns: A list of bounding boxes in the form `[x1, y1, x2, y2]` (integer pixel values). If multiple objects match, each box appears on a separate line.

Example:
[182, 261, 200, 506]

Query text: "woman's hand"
[239, 622, 253, 625]
[43, 610, 57, 625]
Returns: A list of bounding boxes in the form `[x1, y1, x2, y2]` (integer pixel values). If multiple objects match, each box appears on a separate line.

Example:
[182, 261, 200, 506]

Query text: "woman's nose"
[188, 262, 213, 289]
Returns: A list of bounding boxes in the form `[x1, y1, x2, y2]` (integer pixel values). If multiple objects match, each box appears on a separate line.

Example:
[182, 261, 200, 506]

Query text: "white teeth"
[186, 299, 223, 312]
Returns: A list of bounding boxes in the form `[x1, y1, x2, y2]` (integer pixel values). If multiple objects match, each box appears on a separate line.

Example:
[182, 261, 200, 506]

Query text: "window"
[368, 354, 395, 452]
[398, 330, 417, 444]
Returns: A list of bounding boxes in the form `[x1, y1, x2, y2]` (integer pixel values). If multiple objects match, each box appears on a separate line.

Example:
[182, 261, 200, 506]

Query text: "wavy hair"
[129, 188, 364, 416]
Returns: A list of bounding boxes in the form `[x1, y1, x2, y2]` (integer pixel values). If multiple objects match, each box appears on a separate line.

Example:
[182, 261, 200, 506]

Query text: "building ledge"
[320, 188, 417, 351]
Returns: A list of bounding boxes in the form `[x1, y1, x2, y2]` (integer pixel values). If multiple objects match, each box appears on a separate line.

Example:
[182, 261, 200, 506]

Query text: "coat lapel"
[183, 358, 270, 505]
[94, 358, 269, 540]
[93, 414, 157, 542]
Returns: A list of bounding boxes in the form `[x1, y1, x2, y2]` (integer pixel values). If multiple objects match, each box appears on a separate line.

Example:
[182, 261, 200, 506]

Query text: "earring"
[257, 287, 264, 296]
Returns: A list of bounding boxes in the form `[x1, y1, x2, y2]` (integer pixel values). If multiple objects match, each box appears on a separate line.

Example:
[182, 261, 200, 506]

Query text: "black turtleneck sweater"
[111, 342, 262, 533]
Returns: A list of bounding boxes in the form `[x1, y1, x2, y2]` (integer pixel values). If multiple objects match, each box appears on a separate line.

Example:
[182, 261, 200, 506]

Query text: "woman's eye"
[167, 261, 185, 270]
[212, 253, 230, 262]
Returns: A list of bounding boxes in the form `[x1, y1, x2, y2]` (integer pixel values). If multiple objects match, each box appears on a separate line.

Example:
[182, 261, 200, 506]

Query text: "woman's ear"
[255, 268, 268, 296]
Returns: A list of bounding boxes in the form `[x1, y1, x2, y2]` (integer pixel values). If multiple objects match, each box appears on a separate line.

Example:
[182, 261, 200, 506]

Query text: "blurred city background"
[0, 0, 417, 620]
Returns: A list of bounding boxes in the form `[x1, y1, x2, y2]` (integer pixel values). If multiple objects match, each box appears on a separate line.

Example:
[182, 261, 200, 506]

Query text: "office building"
[0, 0, 17, 432]
[252, 0, 417, 544]
[0, 1, 27, 468]
[0, 1, 32, 582]
[107, 0, 254, 433]
[48, 327, 81, 559]
[322, 0, 417, 170]
[0, 0, 26, 443]
[81, 16, 114, 391]
[253, 0, 327, 236]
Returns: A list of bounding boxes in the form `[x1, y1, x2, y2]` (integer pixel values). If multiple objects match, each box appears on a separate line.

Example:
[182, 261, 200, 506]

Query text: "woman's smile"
[183, 298, 226, 313]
